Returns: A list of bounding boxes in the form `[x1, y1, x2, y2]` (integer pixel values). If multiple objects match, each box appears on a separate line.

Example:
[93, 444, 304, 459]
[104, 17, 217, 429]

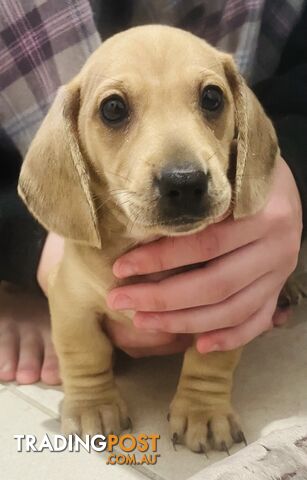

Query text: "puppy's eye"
[100, 95, 128, 125]
[201, 85, 223, 112]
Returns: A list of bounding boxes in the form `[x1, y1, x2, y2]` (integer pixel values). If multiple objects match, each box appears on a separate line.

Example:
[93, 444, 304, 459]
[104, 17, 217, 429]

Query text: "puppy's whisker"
[96, 199, 111, 213]
[93, 166, 133, 185]
[96, 189, 141, 216]
[95, 192, 126, 212]
[105, 171, 133, 183]
[114, 199, 134, 210]
[205, 150, 218, 163]
[108, 189, 138, 196]
[92, 189, 132, 206]
[128, 209, 144, 235]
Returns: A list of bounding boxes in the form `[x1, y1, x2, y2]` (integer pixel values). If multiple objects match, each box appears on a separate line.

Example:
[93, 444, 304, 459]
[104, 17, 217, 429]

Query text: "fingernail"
[114, 261, 137, 278]
[111, 294, 135, 310]
[134, 314, 161, 329]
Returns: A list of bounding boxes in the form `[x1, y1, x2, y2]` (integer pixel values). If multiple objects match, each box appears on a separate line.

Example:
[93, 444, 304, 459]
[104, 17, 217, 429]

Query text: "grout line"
[4, 386, 169, 480]
[131, 464, 169, 480]
[6, 384, 60, 421]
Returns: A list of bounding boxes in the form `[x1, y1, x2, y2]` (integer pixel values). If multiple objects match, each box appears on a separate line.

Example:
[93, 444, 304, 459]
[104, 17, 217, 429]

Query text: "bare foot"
[0, 282, 61, 385]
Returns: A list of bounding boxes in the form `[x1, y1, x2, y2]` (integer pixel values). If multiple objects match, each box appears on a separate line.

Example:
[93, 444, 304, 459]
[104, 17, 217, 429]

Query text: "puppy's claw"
[93, 435, 104, 448]
[126, 417, 133, 432]
[172, 433, 178, 451]
[71, 434, 76, 448]
[199, 443, 208, 459]
[221, 441, 230, 456]
[167, 413, 170, 422]
[238, 430, 247, 446]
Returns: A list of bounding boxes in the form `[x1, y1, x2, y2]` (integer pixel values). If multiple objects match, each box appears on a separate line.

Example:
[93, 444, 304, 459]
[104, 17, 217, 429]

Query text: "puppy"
[18, 25, 279, 453]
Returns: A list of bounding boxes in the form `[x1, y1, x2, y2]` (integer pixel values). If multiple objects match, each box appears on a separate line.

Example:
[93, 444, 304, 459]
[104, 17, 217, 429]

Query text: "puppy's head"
[18, 25, 278, 247]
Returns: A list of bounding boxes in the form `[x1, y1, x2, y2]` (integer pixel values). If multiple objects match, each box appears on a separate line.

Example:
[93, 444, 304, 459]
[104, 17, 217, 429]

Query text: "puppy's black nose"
[157, 166, 209, 220]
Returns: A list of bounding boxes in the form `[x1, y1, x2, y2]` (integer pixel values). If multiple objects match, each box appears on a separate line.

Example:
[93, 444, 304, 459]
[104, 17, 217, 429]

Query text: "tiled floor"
[1, 304, 307, 479]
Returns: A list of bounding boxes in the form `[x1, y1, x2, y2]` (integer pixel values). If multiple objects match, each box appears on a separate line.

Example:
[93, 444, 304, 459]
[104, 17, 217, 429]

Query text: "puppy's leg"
[49, 284, 129, 437]
[169, 346, 243, 453]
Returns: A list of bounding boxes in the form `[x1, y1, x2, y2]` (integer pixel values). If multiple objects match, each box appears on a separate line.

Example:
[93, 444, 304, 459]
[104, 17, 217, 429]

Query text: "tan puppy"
[18, 25, 278, 453]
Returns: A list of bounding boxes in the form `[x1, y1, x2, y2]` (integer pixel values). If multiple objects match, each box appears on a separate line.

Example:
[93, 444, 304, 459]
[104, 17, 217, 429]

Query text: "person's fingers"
[16, 330, 43, 384]
[108, 239, 286, 313]
[196, 295, 279, 353]
[122, 335, 192, 358]
[133, 272, 281, 333]
[0, 321, 18, 382]
[113, 158, 301, 281]
[113, 216, 266, 278]
[41, 336, 61, 385]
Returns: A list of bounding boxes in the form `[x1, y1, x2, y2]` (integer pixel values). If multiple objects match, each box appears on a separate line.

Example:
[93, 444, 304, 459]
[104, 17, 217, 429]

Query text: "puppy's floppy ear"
[18, 79, 101, 248]
[222, 54, 279, 218]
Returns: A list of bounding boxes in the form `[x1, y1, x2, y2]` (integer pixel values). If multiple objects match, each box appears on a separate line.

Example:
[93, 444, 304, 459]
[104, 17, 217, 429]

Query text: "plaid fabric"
[127, 0, 306, 82]
[0, 0, 100, 155]
[0, 0, 305, 156]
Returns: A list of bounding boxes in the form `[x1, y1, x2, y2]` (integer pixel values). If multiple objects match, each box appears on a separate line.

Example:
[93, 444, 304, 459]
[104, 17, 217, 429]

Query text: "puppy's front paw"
[169, 396, 245, 453]
[61, 393, 130, 437]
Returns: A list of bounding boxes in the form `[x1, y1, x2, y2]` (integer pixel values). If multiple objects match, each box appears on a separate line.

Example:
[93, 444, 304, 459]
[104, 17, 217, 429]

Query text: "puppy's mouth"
[121, 200, 230, 237]
[156, 214, 207, 232]
[127, 199, 230, 235]
[113, 164, 232, 235]
[151, 164, 211, 231]
[154, 202, 230, 233]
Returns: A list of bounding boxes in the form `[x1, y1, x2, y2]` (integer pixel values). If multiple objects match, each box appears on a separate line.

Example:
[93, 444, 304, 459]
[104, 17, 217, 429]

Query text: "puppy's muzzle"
[156, 164, 209, 224]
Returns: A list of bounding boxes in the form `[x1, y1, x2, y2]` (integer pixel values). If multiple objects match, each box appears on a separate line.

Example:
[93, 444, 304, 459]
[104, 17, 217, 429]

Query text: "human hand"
[108, 157, 302, 354]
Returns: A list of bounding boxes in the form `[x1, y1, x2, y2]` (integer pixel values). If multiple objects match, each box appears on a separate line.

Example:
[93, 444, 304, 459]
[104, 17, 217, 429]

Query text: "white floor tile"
[0, 390, 150, 480]
[114, 305, 307, 480]
[234, 304, 307, 441]
[10, 382, 63, 417]
[3, 305, 307, 480]
[116, 354, 239, 480]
